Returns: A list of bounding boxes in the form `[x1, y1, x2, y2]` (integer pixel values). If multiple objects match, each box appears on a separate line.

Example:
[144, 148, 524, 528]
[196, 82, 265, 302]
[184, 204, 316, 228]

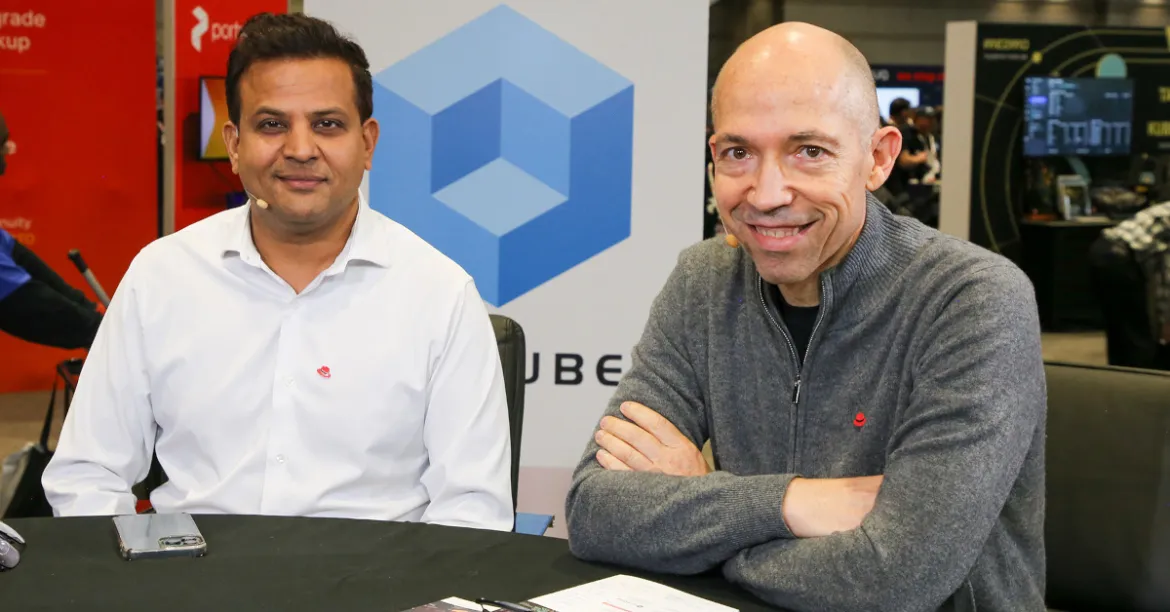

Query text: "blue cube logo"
[372, 4, 634, 306]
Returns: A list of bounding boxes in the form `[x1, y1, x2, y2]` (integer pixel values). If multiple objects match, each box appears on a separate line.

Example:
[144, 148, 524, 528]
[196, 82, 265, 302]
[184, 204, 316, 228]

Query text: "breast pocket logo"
[371, 4, 634, 306]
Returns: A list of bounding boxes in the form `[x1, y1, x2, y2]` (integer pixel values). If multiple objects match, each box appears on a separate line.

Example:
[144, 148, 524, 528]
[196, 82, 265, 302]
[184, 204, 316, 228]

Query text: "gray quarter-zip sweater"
[565, 196, 1047, 612]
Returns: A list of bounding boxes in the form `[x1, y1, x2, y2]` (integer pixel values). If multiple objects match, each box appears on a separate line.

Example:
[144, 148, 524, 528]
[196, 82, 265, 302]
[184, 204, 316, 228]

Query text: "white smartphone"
[112, 513, 206, 561]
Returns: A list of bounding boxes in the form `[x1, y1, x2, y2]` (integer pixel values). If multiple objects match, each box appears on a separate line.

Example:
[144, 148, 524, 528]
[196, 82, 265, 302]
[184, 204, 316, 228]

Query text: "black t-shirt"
[901, 125, 926, 155]
[888, 125, 929, 195]
[769, 284, 820, 364]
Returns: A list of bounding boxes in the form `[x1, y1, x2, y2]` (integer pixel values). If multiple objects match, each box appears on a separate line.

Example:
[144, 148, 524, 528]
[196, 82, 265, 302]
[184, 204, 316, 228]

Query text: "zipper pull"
[791, 375, 802, 404]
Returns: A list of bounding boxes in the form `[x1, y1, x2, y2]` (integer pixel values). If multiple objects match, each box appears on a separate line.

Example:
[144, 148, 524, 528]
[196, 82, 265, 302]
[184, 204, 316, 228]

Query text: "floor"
[0, 332, 1109, 465]
[0, 389, 60, 461]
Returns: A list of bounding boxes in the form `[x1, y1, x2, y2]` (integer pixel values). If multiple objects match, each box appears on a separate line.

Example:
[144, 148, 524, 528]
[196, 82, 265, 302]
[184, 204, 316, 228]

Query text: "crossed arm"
[564, 261, 1046, 611]
[593, 401, 884, 539]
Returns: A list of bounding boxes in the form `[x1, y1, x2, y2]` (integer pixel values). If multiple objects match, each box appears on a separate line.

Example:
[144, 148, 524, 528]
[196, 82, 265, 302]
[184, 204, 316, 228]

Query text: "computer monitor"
[1023, 77, 1134, 157]
[876, 87, 920, 122]
[199, 77, 230, 161]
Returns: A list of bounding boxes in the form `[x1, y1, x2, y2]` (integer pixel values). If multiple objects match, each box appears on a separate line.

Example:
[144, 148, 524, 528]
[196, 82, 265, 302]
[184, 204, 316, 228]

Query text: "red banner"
[0, 1, 157, 392]
[172, 0, 286, 231]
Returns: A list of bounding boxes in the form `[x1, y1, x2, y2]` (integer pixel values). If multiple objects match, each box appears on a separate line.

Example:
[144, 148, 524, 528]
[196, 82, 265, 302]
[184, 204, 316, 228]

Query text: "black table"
[1, 516, 775, 611]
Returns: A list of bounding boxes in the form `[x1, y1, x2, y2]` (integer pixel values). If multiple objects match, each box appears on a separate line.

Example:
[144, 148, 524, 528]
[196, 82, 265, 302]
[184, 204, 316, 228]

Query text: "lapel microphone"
[245, 191, 269, 209]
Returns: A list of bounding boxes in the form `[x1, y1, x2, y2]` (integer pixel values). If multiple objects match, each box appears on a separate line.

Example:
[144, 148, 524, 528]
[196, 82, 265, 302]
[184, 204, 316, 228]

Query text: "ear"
[865, 125, 902, 192]
[223, 121, 241, 175]
[361, 118, 380, 171]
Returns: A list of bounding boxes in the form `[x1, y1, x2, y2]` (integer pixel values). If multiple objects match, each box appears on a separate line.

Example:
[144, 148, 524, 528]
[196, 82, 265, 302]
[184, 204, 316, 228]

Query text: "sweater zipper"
[757, 277, 829, 405]
[758, 276, 830, 471]
[758, 279, 801, 400]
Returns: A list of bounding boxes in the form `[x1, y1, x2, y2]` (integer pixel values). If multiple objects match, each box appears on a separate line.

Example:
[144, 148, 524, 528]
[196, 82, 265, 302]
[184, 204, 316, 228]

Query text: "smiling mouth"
[753, 222, 815, 238]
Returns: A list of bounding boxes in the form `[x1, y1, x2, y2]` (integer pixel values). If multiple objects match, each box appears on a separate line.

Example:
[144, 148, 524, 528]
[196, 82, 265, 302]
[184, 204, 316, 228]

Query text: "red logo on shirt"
[853, 412, 866, 428]
[317, 366, 331, 379]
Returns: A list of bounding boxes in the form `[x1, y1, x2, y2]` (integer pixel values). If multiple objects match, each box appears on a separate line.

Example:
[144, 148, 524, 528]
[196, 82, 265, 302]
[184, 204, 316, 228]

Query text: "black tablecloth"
[0, 516, 775, 611]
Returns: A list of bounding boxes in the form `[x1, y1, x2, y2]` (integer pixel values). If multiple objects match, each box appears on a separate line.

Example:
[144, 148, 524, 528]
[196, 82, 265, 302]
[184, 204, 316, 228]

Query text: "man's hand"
[594, 402, 710, 477]
[2, 140, 14, 156]
[782, 475, 884, 538]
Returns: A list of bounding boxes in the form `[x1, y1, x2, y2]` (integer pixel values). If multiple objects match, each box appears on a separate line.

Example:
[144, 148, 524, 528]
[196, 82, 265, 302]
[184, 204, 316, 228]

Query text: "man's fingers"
[595, 427, 655, 471]
[600, 415, 665, 461]
[596, 449, 632, 471]
[620, 402, 691, 448]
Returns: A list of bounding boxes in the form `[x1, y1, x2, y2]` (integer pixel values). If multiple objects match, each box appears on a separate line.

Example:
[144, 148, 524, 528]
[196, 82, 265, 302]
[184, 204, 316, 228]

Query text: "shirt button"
[275, 454, 286, 464]
[286, 376, 295, 387]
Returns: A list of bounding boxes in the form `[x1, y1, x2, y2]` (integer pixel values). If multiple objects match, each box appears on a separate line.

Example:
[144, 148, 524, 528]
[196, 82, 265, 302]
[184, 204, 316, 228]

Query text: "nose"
[282, 121, 317, 163]
[746, 158, 794, 212]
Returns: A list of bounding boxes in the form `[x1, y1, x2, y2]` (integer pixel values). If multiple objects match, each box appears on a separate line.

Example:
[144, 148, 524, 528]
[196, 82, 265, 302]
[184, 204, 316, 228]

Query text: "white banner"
[305, 0, 708, 536]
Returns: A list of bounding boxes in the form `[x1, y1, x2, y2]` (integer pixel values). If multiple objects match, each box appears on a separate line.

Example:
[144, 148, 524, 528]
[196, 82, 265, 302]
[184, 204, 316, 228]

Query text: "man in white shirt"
[41, 12, 514, 531]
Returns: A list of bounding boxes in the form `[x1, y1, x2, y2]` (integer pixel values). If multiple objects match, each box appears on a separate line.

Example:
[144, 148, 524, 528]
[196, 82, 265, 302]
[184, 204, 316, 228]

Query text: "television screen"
[1023, 77, 1133, 157]
[199, 77, 230, 161]
[876, 86, 920, 122]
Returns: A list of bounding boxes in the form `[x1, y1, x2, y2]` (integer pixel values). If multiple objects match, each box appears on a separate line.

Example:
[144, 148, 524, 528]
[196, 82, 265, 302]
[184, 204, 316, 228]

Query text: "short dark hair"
[225, 13, 373, 125]
[889, 97, 911, 119]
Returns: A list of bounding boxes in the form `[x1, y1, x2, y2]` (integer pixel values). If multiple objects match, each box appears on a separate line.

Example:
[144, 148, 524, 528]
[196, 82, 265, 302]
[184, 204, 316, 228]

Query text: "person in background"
[1089, 201, 1170, 370]
[934, 104, 944, 153]
[0, 111, 103, 349]
[565, 22, 1046, 611]
[42, 13, 514, 531]
[886, 97, 912, 129]
[881, 98, 916, 198]
[902, 106, 940, 184]
[888, 106, 942, 226]
[0, 111, 14, 165]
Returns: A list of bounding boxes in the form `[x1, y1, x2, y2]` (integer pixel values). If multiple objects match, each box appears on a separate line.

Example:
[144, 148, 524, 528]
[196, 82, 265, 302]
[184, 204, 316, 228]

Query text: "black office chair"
[1044, 361, 1170, 611]
[135, 315, 531, 523]
[489, 314, 526, 513]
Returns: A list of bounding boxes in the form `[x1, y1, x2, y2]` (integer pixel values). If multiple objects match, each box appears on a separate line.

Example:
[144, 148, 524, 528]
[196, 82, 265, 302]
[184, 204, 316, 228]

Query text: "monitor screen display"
[199, 77, 230, 161]
[1023, 77, 1133, 157]
[876, 87, 920, 122]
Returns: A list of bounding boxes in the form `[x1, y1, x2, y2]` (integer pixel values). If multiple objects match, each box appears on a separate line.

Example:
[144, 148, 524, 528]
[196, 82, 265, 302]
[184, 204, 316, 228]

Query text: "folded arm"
[418, 280, 514, 532]
[41, 262, 154, 516]
[723, 264, 1046, 612]
[565, 256, 798, 575]
[0, 280, 102, 349]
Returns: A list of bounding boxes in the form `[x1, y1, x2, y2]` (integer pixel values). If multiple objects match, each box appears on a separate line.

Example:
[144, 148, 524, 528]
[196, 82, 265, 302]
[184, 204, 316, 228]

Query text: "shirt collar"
[223, 191, 392, 270]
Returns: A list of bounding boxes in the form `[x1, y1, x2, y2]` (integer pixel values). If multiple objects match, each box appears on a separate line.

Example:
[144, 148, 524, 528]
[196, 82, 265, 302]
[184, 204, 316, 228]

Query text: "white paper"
[441, 598, 482, 609]
[530, 575, 737, 612]
[410, 597, 483, 612]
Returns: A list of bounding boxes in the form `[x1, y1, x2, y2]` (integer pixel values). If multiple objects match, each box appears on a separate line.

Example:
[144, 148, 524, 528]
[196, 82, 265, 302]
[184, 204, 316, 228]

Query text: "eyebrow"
[712, 133, 751, 147]
[790, 130, 843, 149]
[308, 107, 347, 118]
[251, 107, 349, 119]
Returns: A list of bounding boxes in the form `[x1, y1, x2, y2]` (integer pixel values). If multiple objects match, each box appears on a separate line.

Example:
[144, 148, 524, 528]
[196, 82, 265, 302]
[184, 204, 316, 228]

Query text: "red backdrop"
[172, 0, 286, 230]
[0, 1, 158, 392]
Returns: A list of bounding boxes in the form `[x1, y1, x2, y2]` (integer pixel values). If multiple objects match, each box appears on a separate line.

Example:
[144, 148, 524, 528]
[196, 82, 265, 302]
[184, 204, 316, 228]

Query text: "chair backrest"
[489, 314, 526, 512]
[1044, 361, 1170, 611]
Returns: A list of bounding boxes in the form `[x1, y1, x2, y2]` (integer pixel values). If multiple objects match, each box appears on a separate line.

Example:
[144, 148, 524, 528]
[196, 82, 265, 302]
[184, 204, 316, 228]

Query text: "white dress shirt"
[42, 199, 513, 531]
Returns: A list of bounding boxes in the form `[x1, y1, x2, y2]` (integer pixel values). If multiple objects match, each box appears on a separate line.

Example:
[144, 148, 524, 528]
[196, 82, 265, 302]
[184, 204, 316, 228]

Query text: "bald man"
[565, 23, 1045, 612]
